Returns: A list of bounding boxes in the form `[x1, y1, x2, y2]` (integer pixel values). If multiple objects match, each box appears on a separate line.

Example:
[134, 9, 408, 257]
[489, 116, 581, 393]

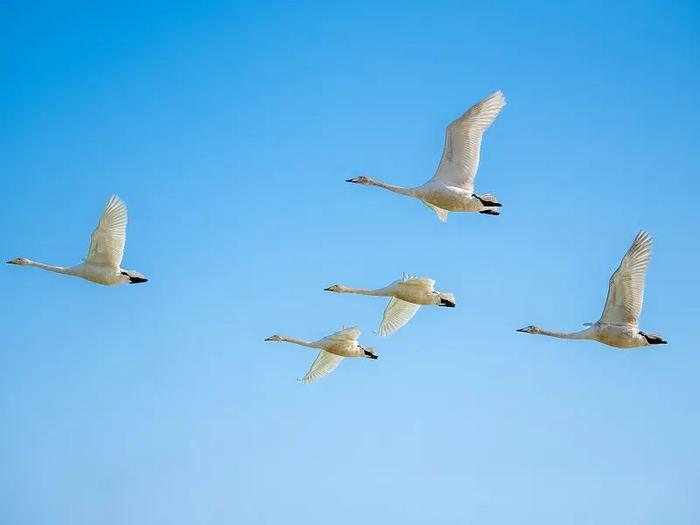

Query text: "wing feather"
[300, 351, 344, 384]
[378, 298, 421, 336]
[599, 231, 653, 326]
[401, 274, 436, 290]
[431, 90, 506, 191]
[324, 326, 361, 343]
[86, 195, 128, 268]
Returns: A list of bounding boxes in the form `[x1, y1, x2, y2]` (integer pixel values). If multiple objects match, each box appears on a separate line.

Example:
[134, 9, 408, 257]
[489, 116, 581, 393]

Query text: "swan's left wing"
[378, 298, 421, 336]
[599, 231, 653, 326]
[300, 351, 344, 384]
[431, 90, 506, 191]
[86, 195, 128, 268]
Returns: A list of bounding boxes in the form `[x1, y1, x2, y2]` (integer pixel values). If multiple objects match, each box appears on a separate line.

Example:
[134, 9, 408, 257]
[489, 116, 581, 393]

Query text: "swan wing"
[431, 90, 506, 191]
[378, 298, 421, 336]
[86, 195, 128, 268]
[324, 326, 361, 342]
[401, 274, 436, 290]
[300, 351, 344, 384]
[599, 231, 653, 326]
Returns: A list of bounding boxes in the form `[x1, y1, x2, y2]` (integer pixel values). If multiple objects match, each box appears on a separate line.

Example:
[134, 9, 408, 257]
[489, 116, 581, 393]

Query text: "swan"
[325, 274, 456, 336]
[517, 231, 667, 348]
[7, 195, 147, 286]
[346, 90, 506, 222]
[264, 326, 377, 384]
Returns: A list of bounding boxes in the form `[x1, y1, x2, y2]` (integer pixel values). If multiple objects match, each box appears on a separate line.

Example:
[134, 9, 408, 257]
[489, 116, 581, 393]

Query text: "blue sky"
[1, 1, 699, 523]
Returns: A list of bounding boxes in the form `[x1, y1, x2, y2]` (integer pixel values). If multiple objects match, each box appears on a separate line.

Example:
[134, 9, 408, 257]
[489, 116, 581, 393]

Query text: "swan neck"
[27, 260, 75, 275]
[537, 327, 593, 340]
[281, 336, 317, 348]
[370, 179, 416, 197]
[340, 287, 388, 297]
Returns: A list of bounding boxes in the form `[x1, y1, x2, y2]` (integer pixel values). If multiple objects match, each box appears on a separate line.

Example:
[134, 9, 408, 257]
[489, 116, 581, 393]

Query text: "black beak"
[516, 328, 527, 332]
[6, 260, 13, 264]
[439, 298, 456, 307]
[323, 287, 333, 291]
[129, 276, 148, 284]
[264, 337, 272, 341]
[345, 178, 358, 183]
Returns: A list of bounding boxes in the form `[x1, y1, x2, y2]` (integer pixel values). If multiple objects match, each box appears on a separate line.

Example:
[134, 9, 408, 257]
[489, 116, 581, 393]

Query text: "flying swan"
[265, 326, 377, 384]
[7, 195, 148, 286]
[346, 90, 506, 222]
[517, 231, 667, 348]
[325, 274, 455, 336]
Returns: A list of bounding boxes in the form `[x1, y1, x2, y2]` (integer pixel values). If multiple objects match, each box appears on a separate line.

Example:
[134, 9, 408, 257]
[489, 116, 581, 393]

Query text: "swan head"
[324, 284, 348, 293]
[345, 175, 372, 185]
[6, 257, 30, 265]
[265, 334, 285, 342]
[120, 270, 148, 284]
[516, 325, 540, 334]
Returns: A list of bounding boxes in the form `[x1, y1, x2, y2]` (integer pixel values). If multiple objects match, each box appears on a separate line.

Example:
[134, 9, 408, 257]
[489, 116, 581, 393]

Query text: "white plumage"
[346, 90, 506, 221]
[517, 231, 666, 348]
[325, 274, 456, 336]
[265, 326, 377, 384]
[7, 195, 147, 286]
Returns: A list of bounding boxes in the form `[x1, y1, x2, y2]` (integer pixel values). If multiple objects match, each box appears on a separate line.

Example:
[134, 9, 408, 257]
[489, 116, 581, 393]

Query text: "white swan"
[265, 326, 377, 384]
[325, 274, 455, 336]
[7, 195, 147, 286]
[517, 231, 667, 348]
[346, 90, 506, 222]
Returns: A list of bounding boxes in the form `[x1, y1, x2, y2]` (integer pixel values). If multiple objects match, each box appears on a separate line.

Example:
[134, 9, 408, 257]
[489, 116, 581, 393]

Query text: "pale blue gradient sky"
[1, 1, 699, 524]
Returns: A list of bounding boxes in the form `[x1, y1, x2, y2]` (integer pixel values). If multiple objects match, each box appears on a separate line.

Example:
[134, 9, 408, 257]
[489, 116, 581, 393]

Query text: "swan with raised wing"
[7, 195, 147, 286]
[325, 274, 455, 336]
[265, 326, 377, 384]
[517, 231, 666, 348]
[346, 90, 506, 222]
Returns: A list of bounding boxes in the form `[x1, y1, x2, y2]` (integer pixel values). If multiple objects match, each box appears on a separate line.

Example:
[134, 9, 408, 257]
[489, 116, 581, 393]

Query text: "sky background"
[1, 1, 699, 523]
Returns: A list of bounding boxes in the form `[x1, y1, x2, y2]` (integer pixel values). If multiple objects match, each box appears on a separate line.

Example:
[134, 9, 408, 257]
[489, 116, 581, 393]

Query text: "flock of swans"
[7, 90, 667, 383]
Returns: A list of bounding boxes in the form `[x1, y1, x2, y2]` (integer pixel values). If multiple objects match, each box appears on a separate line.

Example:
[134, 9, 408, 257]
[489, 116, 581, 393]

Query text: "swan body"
[346, 90, 506, 222]
[265, 326, 377, 384]
[325, 274, 456, 336]
[7, 195, 147, 286]
[517, 231, 667, 349]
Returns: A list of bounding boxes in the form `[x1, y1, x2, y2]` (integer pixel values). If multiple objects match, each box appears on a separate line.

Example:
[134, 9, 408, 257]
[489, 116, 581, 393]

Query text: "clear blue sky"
[1, 1, 699, 523]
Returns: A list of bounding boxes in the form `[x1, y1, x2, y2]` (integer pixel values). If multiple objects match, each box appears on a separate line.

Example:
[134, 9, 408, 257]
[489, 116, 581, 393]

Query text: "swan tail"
[424, 202, 448, 222]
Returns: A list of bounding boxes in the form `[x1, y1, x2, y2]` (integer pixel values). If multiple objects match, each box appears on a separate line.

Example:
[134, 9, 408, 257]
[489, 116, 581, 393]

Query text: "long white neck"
[337, 286, 391, 297]
[368, 178, 417, 198]
[26, 259, 78, 276]
[280, 336, 319, 349]
[535, 327, 594, 340]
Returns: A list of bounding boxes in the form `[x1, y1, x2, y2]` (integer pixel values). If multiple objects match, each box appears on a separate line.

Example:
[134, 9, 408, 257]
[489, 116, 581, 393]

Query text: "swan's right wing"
[431, 90, 506, 191]
[85, 195, 128, 268]
[300, 351, 344, 384]
[599, 231, 653, 326]
[378, 298, 421, 336]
